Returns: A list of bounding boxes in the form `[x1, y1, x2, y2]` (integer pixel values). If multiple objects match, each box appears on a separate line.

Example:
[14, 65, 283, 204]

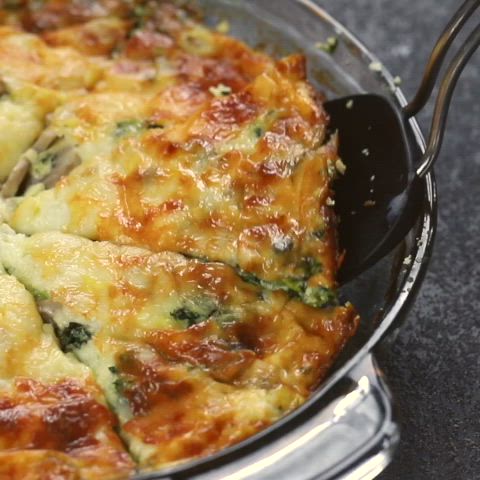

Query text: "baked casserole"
[0, 1, 359, 478]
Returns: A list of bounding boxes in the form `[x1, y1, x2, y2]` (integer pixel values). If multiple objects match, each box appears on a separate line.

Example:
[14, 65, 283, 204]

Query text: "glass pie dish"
[133, 1, 436, 479]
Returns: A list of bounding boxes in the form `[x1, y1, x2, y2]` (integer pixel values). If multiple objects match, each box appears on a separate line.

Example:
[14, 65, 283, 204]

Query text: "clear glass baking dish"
[135, 1, 437, 479]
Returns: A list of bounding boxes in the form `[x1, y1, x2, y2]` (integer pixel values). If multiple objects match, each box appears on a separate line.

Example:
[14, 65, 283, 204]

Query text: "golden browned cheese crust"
[0, 227, 358, 470]
[0, 273, 135, 479]
[1, 1, 338, 296]
[0, 1, 359, 478]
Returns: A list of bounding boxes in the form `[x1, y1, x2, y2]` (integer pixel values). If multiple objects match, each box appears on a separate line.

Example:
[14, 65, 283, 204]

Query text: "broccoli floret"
[171, 307, 202, 326]
[303, 286, 338, 308]
[114, 120, 146, 137]
[115, 120, 164, 138]
[59, 322, 92, 351]
[253, 126, 264, 138]
[301, 256, 323, 277]
[171, 297, 233, 327]
[31, 152, 56, 180]
[238, 268, 337, 308]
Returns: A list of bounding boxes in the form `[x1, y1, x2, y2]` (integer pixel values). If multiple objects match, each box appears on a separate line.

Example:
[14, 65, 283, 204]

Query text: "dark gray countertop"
[320, 1, 480, 479]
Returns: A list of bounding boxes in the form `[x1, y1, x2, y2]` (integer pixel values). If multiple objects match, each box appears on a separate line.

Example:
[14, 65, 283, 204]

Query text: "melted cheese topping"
[0, 77, 64, 181]
[0, 227, 358, 469]
[0, 1, 359, 477]
[0, 11, 337, 292]
[0, 25, 102, 181]
[0, 273, 135, 479]
[0, 27, 102, 90]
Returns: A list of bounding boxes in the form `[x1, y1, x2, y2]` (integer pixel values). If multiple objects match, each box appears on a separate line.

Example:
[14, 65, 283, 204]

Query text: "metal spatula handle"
[404, 0, 480, 117]
[417, 24, 480, 177]
[401, 0, 480, 177]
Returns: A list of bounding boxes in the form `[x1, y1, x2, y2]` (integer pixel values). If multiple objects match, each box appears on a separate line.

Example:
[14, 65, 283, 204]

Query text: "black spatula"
[325, 0, 480, 283]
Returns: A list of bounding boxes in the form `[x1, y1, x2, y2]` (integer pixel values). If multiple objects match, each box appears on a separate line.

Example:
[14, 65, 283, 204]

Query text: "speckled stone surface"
[318, 1, 480, 479]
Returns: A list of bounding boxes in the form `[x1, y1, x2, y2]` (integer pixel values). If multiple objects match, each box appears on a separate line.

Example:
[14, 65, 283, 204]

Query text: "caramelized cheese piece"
[0, 228, 358, 468]
[0, 0, 136, 33]
[0, 273, 135, 479]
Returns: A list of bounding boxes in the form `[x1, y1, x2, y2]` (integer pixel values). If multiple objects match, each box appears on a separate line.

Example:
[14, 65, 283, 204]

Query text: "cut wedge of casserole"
[0, 227, 358, 469]
[0, 271, 135, 479]
[0, 3, 340, 303]
[0, 78, 61, 183]
[2, 57, 338, 303]
[0, 24, 104, 183]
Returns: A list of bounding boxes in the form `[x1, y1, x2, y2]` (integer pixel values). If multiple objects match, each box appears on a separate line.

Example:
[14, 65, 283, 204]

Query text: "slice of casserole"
[0, 227, 358, 469]
[0, 24, 103, 184]
[0, 5, 341, 306]
[0, 271, 135, 479]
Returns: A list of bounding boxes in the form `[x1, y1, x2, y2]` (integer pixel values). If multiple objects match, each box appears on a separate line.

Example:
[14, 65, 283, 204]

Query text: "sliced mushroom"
[1, 130, 63, 198]
[1, 157, 31, 198]
[27, 131, 84, 189]
[37, 300, 62, 324]
[1, 125, 83, 198]
[41, 148, 81, 188]
[32, 129, 60, 152]
[0, 78, 7, 96]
